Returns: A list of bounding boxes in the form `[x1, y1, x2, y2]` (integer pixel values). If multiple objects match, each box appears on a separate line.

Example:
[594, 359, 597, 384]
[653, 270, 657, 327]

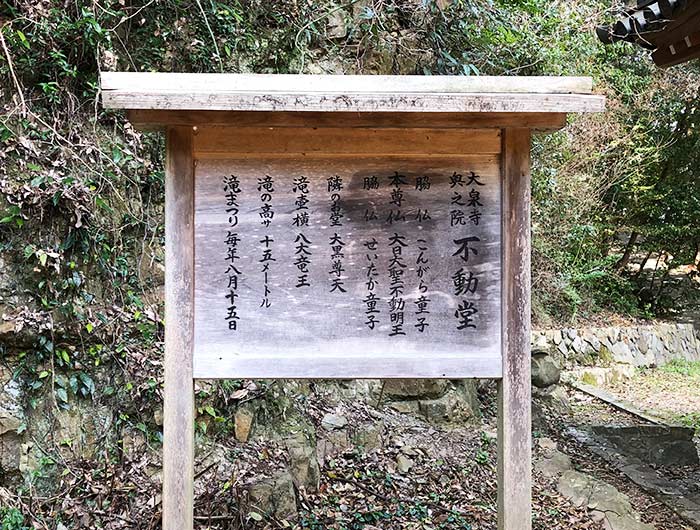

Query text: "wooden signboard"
[193, 128, 502, 379]
[101, 72, 604, 530]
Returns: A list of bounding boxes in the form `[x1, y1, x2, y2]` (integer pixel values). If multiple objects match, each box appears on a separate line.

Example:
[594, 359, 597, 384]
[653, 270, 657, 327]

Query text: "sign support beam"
[163, 126, 196, 530]
[498, 127, 533, 530]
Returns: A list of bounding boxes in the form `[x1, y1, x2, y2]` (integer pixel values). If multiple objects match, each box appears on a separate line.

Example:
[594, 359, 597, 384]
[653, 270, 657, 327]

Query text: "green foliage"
[0, 508, 28, 530]
[674, 411, 700, 433]
[660, 359, 700, 378]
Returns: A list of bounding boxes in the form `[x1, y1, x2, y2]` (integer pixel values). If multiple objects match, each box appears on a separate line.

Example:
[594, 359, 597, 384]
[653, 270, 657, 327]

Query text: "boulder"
[558, 470, 655, 530]
[325, 10, 347, 39]
[285, 434, 320, 491]
[316, 429, 351, 467]
[552, 330, 563, 345]
[535, 448, 572, 478]
[0, 413, 21, 436]
[557, 340, 569, 357]
[416, 382, 478, 424]
[352, 422, 384, 452]
[383, 379, 449, 400]
[418, 392, 473, 424]
[321, 413, 348, 430]
[0, 425, 22, 477]
[533, 384, 569, 413]
[531, 352, 561, 388]
[387, 400, 420, 415]
[582, 332, 601, 353]
[235, 408, 254, 443]
[610, 341, 635, 365]
[396, 454, 414, 473]
[247, 471, 297, 520]
[550, 384, 569, 407]
[535, 438, 572, 477]
[570, 336, 588, 355]
[532, 333, 549, 350]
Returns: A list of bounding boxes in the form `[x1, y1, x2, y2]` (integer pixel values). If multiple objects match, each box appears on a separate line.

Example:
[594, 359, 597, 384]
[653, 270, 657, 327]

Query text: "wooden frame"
[163, 127, 195, 528]
[100, 73, 603, 530]
[498, 128, 532, 530]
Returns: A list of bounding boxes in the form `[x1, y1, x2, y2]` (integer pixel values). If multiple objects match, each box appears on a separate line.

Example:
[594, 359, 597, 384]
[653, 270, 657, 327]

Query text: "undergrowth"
[660, 359, 700, 378]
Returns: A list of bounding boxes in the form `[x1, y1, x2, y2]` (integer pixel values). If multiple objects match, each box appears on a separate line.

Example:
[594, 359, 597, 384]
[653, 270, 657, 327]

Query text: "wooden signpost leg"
[498, 128, 532, 530]
[163, 126, 195, 530]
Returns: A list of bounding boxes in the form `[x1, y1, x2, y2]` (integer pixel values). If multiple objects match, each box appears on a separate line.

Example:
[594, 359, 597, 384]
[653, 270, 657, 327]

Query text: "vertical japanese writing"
[213, 165, 494, 343]
[387, 233, 408, 336]
[294, 234, 312, 288]
[363, 176, 379, 222]
[414, 238, 431, 332]
[293, 176, 312, 288]
[223, 175, 241, 331]
[387, 171, 407, 224]
[449, 171, 466, 227]
[258, 175, 275, 227]
[466, 171, 484, 226]
[327, 175, 346, 294]
[328, 233, 347, 293]
[257, 175, 275, 308]
[293, 175, 310, 228]
[363, 238, 380, 330]
[259, 235, 275, 308]
[328, 175, 343, 227]
[452, 267, 479, 329]
[414, 175, 431, 222]
[450, 170, 484, 330]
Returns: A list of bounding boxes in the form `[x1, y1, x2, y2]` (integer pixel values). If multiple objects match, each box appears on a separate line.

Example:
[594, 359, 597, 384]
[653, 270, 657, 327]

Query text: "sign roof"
[100, 72, 605, 114]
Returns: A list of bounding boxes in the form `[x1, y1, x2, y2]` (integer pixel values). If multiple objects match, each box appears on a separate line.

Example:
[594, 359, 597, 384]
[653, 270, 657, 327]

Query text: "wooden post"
[498, 128, 532, 530]
[163, 126, 195, 530]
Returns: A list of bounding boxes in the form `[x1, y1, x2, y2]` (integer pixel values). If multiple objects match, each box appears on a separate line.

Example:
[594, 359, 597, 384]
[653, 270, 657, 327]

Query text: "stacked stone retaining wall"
[531, 322, 700, 386]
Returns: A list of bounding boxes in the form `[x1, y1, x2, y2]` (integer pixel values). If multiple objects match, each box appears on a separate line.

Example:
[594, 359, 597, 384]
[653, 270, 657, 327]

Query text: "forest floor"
[603, 360, 700, 430]
[2, 377, 696, 529]
[549, 384, 700, 530]
[291, 383, 692, 530]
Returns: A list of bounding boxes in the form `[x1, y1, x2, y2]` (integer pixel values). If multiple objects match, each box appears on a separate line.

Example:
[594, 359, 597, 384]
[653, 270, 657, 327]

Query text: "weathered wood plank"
[193, 154, 502, 379]
[498, 128, 532, 530]
[100, 72, 604, 114]
[106, 90, 605, 114]
[127, 110, 568, 131]
[193, 127, 501, 157]
[163, 127, 195, 530]
[103, 72, 594, 95]
[195, 356, 502, 379]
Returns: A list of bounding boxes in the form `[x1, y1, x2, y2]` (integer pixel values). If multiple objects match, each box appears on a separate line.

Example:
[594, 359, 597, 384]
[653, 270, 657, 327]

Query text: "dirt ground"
[2, 380, 694, 529]
[540, 387, 695, 530]
[293, 383, 691, 530]
[603, 360, 700, 428]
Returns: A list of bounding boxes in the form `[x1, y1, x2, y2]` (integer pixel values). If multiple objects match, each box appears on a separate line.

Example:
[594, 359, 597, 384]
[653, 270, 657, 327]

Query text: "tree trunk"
[652, 265, 672, 312]
[616, 231, 639, 272]
[634, 250, 653, 279]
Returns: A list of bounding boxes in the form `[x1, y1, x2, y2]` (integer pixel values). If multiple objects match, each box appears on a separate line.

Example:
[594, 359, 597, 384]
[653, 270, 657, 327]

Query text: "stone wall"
[531, 322, 700, 386]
